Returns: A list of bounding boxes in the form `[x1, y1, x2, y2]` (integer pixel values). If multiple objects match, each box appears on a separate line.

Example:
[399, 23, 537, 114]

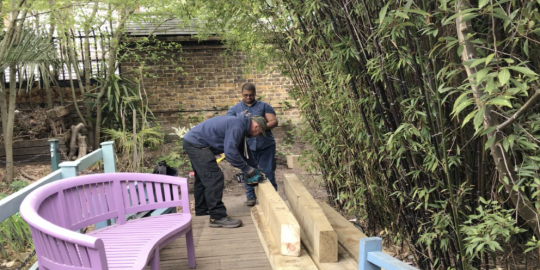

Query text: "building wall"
[120, 45, 300, 132]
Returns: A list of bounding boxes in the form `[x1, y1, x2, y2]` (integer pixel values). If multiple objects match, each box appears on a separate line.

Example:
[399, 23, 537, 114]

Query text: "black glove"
[245, 167, 258, 178]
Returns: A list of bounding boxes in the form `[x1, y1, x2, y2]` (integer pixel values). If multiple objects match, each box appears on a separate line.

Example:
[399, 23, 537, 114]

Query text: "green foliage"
[9, 180, 29, 192]
[158, 149, 190, 169]
[461, 198, 525, 259]
[103, 125, 164, 171]
[87, 75, 154, 130]
[0, 214, 33, 260]
[191, 0, 540, 268]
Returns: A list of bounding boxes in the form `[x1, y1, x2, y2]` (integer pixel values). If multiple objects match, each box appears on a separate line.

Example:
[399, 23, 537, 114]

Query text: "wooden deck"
[153, 196, 272, 270]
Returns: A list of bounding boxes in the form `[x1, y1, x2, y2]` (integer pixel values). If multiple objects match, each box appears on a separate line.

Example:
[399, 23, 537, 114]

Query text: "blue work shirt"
[226, 100, 276, 151]
[183, 115, 258, 173]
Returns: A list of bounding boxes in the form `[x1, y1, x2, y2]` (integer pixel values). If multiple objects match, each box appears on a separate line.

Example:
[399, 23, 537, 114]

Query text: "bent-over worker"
[182, 115, 267, 228]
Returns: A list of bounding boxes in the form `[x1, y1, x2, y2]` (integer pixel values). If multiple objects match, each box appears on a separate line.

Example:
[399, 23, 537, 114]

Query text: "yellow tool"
[216, 154, 226, 163]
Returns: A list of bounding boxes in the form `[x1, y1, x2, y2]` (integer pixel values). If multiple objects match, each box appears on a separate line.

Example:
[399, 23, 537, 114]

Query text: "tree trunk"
[94, 7, 135, 150]
[68, 123, 84, 160]
[2, 66, 18, 184]
[77, 134, 87, 159]
[44, 79, 53, 109]
[455, 0, 540, 237]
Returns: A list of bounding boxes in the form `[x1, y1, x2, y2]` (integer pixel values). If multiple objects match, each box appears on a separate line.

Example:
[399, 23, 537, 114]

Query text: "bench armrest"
[20, 195, 102, 249]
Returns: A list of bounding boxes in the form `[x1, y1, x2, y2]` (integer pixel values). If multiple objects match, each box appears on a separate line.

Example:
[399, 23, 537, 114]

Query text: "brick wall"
[121, 45, 300, 132]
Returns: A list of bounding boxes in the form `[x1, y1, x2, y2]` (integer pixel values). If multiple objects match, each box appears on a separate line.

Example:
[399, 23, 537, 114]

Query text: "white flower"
[172, 125, 195, 139]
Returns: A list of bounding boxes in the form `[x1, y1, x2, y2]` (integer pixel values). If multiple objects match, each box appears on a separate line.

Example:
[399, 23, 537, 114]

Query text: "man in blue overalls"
[226, 83, 278, 206]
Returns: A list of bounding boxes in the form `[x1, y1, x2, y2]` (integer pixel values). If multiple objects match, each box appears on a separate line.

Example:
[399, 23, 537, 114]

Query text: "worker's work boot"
[209, 216, 243, 228]
[246, 198, 256, 206]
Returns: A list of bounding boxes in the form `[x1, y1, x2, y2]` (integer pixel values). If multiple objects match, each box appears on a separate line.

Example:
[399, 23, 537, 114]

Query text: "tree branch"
[497, 90, 540, 131]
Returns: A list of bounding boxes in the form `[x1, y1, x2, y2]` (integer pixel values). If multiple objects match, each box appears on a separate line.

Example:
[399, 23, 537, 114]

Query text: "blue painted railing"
[0, 141, 117, 270]
[359, 237, 419, 270]
[0, 141, 116, 224]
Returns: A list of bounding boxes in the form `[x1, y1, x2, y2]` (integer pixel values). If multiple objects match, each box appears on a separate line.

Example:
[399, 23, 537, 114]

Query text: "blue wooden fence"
[359, 237, 419, 270]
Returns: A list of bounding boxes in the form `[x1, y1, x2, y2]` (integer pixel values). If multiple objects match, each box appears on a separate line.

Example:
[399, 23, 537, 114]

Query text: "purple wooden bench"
[20, 173, 196, 270]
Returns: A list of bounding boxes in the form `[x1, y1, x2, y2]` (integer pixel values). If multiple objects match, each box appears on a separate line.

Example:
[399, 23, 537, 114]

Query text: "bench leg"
[186, 229, 196, 268]
[150, 247, 161, 270]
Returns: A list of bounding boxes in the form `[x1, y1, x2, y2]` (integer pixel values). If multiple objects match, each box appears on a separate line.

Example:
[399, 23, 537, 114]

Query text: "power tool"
[235, 169, 266, 187]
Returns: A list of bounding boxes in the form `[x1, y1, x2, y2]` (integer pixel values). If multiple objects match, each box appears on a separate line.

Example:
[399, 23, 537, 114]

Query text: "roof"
[125, 18, 204, 36]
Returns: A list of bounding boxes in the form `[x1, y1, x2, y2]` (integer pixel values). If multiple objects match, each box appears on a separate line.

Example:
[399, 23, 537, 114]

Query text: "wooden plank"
[251, 205, 317, 270]
[0, 146, 50, 157]
[318, 202, 367, 263]
[284, 173, 338, 263]
[0, 138, 65, 151]
[0, 170, 63, 223]
[287, 155, 301, 169]
[255, 180, 301, 257]
[46, 104, 73, 119]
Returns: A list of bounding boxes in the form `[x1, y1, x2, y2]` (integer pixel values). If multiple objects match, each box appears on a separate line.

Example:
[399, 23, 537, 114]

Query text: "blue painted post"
[49, 139, 60, 171]
[96, 141, 115, 229]
[359, 237, 383, 270]
[101, 141, 116, 173]
[59, 161, 80, 178]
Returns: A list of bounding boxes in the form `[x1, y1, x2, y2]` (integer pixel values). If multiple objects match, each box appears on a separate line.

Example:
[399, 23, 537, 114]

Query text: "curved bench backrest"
[21, 173, 189, 270]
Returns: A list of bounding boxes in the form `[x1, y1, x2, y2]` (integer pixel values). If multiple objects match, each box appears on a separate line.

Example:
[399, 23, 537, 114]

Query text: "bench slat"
[129, 181, 138, 207]
[146, 181, 156, 205]
[88, 213, 191, 269]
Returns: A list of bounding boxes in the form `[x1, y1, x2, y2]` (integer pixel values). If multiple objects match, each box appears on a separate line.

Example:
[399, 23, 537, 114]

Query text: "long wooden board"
[318, 202, 368, 263]
[0, 138, 65, 151]
[251, 205, 318, 270]
[283, 174, 338, 263]
[255, 180, 301, 257]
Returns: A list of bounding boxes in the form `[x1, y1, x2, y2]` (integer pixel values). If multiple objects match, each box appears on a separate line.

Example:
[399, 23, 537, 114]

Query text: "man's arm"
[265, 113, 278, 129]
[223, 128, 254, 173]
[264, 103, 278, 129]
[225, 104, 237, 116]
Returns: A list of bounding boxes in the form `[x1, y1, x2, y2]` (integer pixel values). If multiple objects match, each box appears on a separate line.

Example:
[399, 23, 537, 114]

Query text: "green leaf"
[485, 53, 495, 66]
[507, 66, 537, 76]
[478, 0, 489, 8]
[524, 40, 530, 57]
[474, 107, 485, 130]
[476, 68, 489, 83]
[462, 110, 478, 127]
[452, 92, 470, 115]
[487, 97, 513, 108]
[379, 2, 390, 24]
[470, 58, 486, 68]
[498, 68, 510, 85]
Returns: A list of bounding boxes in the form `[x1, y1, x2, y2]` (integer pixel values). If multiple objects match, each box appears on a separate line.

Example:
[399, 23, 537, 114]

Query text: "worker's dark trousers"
[245, 144, 277, 199]
[182, 140, 227, 220]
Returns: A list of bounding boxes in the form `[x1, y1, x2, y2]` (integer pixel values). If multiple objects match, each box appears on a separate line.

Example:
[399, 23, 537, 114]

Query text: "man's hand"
[245, 167, 259, 178]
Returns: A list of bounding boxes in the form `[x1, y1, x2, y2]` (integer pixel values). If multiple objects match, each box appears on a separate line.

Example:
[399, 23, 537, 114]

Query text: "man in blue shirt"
[226, 83, 278, 206]
[182, 115, 266, 228]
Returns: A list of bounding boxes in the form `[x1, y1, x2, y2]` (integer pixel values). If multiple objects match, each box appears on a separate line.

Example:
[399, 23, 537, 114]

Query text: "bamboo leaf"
[379, 2, 391, 24]
[476, 68, 489, 82]
[487, 97, 513, 108]
[470, 58, 486, 68]
[507, 66, 537, 76]
[498, 68, 510, 85]
[478, 0, 489, 8]
[474, 107, 485, 131]
[462, 110, 478, 127]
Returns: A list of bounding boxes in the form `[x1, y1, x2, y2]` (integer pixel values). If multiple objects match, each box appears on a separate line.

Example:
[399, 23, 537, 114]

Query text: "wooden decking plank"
[156, 195, 272, 270]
